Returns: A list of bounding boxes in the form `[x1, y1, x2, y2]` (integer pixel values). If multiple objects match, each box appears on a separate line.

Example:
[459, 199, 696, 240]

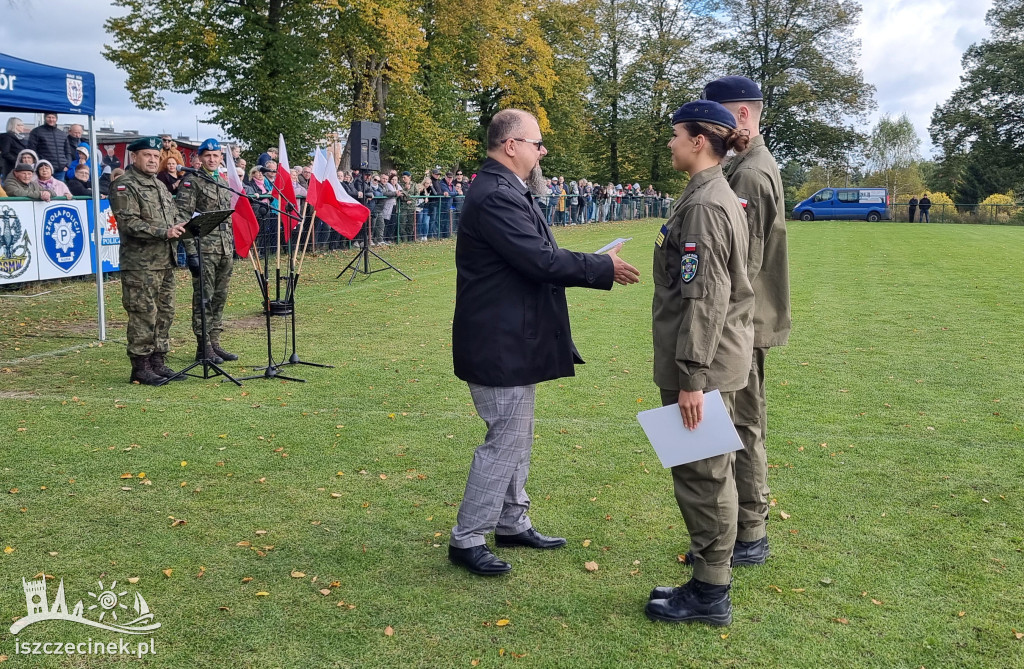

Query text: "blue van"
[793, 188, 891, 221]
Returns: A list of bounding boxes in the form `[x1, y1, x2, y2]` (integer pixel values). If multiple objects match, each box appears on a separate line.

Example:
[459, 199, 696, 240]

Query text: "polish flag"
[273, 134, 300, 242]
[223, 146, 260, 256]
[307, 149, 367, 239]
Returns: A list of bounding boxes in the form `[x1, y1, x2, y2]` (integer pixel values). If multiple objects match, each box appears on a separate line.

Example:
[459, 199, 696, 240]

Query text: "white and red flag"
[273, 134, 300, 242]
[223, 147, 260, 256]
[307, 149, 367, 239]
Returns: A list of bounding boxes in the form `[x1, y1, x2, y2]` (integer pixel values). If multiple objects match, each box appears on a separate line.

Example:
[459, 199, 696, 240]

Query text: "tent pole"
[88, 116, 106, 341]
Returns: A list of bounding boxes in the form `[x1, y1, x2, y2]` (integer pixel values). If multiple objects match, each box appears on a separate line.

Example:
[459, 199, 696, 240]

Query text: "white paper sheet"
[636, 390, 743, 468]
[594, 237, 632, 254]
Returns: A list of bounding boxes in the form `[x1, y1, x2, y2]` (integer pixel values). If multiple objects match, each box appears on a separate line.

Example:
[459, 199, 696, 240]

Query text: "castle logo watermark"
[10, 575, 161, 635]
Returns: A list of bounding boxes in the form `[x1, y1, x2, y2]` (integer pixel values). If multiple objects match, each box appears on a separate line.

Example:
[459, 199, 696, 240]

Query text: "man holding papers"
[449, 109, 639, 577]
[645, 101, 754, 626]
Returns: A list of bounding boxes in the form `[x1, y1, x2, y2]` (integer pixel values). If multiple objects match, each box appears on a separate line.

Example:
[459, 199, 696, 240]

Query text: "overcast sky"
[0, 0, 994, 158]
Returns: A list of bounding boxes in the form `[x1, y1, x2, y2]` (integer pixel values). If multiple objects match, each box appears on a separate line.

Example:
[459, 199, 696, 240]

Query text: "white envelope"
[637, 390, 743, 468]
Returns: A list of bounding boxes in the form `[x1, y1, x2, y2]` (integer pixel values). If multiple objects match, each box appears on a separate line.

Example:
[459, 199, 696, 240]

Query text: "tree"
[863, 114, 921, 201]
[714, 0, 875, 164]
[930, 0, 1024, 202]
[588, 0, 638, 185]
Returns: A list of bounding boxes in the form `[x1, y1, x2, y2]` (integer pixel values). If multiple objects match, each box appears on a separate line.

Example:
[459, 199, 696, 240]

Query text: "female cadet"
[644, 101, 754, 626]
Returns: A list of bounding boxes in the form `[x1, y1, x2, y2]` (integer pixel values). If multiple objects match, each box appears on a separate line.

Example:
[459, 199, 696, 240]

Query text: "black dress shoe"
[732, 536, 770, 567]
[448, 545, 511, 576]
[645, 579, 732, 626]
[494, 528, 567, 550]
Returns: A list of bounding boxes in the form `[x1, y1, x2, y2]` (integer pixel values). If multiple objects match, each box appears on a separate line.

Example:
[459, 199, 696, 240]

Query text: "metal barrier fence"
[252, 194, 676, 255]
[783, 201, 1023, 225]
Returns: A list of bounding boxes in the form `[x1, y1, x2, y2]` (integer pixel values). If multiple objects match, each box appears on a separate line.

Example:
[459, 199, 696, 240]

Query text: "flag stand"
[335, 216, 411, 285]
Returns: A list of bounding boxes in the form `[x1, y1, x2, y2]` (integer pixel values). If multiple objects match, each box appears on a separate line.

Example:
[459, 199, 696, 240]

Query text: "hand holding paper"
[637, 390, 742, 468]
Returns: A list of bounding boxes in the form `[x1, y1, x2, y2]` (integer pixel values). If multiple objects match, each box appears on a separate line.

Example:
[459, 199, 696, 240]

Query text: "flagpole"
[275, 209, 282, 302]
[297, 206, 316, 276]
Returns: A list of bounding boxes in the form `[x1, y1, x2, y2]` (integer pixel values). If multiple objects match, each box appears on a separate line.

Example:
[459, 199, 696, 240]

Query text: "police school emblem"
[681, 242, 698, 283]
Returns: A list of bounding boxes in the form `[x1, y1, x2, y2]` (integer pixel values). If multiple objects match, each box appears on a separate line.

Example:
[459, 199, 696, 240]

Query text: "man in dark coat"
[28, 113, 70, 181]
[448, 108, 640, 576]
[908, 196, 918, 223]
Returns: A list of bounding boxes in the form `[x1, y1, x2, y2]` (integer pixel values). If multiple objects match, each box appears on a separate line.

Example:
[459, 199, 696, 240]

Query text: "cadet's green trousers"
[660, 388, 738, 586]
[734, 347, 770, 543]
[121, 269, 175, 357]
[191, 253, 233, 340]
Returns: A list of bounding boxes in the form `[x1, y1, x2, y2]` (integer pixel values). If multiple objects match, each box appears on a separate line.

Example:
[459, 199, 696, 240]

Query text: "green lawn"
[0, 220, 1022, 668]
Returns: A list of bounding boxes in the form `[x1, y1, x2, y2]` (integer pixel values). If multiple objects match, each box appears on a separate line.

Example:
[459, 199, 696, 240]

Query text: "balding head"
[487, 109, 532, 151]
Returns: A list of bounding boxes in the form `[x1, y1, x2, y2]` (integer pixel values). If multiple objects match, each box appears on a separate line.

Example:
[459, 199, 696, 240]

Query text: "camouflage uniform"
[110, 165, 179, 358]
[175, 170, 234, 341]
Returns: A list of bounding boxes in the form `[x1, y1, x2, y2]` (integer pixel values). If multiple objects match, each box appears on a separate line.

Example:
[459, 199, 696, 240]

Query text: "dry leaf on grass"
[779, 511, 791, 520]
[161, 569, 172, 578]
[255, 591, 269, 597]
[384, 625, 394, 637]
[833, 618, 849, 624]
[584, 561, 599, 572]
[496, 619, 510, 627]
[290, 571, 306, 578]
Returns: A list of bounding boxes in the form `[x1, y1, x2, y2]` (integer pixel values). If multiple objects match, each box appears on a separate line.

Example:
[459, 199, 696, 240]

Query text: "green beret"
[127, 136, 162, 152]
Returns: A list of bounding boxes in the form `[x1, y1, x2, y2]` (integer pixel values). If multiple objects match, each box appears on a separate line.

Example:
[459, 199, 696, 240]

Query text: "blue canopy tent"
[0, 52, 106, 340]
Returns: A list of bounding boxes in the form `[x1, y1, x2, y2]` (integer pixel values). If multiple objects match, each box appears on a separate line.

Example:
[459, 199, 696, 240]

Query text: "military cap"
[701, 76, 763, 103]
[127, 136, 162, 152]
[401, 171, 411, 176]
[197, 138, 222, 154]
[671, 100, 737, 129]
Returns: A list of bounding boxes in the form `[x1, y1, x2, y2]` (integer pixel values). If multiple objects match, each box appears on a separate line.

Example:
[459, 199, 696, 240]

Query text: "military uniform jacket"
[110, 166, 178, 271]
[724, 134, 791, 348]
[652, 165, 754, 393]
[175, 169, 234, 256]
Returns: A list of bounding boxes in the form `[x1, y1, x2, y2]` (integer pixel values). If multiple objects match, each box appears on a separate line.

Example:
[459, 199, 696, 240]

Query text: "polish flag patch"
[738, 197, 748, 208]
[684, 242, 697, 253]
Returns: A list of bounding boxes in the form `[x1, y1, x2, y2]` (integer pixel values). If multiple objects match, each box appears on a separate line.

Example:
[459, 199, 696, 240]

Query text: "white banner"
[0, 200, 39, 285]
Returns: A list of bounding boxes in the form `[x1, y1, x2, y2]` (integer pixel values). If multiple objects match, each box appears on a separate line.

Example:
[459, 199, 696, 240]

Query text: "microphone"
[179, 166, 202, 175]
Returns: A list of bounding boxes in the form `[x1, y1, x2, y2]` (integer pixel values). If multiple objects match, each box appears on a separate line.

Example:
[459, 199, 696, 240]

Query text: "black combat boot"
[129, 355, 165, 386]
[732, 536, 770, 567]
[149, 352, 184, 381]
[645, 578, 732, 626]
[210, 336, 238, 361]
[195, 340, 223, 364]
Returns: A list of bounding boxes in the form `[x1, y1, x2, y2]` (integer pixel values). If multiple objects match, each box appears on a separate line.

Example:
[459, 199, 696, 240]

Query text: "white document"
[594, 237, 632, 254]
[636, 390, 743, 468]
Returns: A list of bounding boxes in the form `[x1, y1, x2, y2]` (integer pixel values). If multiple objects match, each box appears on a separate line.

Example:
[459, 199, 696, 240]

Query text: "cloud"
[855, 0, 993, 156]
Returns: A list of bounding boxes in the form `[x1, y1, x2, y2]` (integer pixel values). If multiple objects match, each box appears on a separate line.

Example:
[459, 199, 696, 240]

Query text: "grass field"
[0, 220, 1022, 668]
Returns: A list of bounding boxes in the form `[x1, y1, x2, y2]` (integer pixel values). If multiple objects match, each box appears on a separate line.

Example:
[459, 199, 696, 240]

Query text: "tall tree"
[588, 0, 638, 184]
[929, 0, 1024, 202]
[714, 0, 875, 164]
[863, 114, 921, 200]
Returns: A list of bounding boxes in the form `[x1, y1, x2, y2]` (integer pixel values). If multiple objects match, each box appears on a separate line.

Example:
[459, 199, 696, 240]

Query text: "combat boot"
[645, 578, 732, 626]
[129, 355, 165, 386]
[150, 352, 184, 381]
[732, 536, 770, 567]
[195, 340, 223, 364]
[210, 335, 238, 361]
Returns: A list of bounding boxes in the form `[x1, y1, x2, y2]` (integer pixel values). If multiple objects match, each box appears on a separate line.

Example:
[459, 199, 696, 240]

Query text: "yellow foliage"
[979, 192, 1017, 207]
[925, 192, 955, 206]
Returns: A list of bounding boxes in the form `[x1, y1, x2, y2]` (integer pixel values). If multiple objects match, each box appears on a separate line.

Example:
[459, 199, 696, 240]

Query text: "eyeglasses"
[506, 137, 545, 151]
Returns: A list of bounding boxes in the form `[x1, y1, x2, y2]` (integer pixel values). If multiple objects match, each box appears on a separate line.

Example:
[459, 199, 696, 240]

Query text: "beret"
[127, 136, 162, 152]
[670, 100, 737, 129]
[197, 138, 222, 154]
[701, 76, 763, 103]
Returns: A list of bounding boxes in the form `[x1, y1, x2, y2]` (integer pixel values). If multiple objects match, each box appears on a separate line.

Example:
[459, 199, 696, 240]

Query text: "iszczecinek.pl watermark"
[12, 638, 156, 658]
[9, 573, 160, 657]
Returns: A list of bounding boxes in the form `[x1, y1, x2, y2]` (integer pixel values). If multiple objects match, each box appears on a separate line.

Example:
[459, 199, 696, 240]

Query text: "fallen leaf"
[820, 578, 833, 585]
[128, 577, 139, 584]
[871, 599, 883, 606]
[791, 588, 806, 593]
[779, 511, 791, 520]
[833, 618, 849, 624]
[720, 633, 729, 639]
[384, 625, 394, 637]
[47, 551, 58, 557]
[1014, 629, 1024, 640]
[3, 546, 14, 554]
[255, 530, 268, 536]
[330, 492, 342, 498]
[290, 571, 306, 578]
[379, 474, 387, 480]
[119, 473, 133, 479]
[496, 619, 510, 627]
[197, 566, 206, 578]
[319, 589, 331, 596]
[582, 539, 592, 547]
[162, 569, 172, 578]
[237, 541, 251, 547]
[958, 611, 965, 617]
[241, 577, 253, 583]
[499, 649, 505, 657]
[181, 461, 187, 467]
[255, 591, 269, 597]
[170, 519, 187, 527]
[471, 661, 480, 667]
[218, 606, 230, 611]
[769, 585, 783, 593]
[584, 561, 599, 572]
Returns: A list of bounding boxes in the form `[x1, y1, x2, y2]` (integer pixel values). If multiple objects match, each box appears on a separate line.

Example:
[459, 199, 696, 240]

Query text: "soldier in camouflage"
[109, 137, 187, 385]
[175, 138, 237, 363]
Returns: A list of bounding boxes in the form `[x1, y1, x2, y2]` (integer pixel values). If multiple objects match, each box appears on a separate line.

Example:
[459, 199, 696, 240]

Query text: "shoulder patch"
[655, 224, 668, 248]
[182, 180, 192, 188]
[738, 197, 748, 208]
[116, 185, 126, 191]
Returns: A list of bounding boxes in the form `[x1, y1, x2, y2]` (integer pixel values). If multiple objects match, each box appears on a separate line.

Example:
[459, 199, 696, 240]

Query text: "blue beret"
[197, 138, 222, 154]
[127, 136, 162, 152]
[701, 76, 763, 103]
[670, 101, 737, 129]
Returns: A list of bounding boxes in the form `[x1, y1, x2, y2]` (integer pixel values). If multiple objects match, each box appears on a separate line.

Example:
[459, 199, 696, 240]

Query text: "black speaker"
[349, 120, 381, 171]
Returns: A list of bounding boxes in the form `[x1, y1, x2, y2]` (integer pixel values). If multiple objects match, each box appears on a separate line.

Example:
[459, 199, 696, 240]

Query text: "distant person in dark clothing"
[908, 196, 918, 223]
[1, 117, 29, 178]
[28, 113, 71, 181]
[102, 145, 122, 171]
[67, 163, 92, 196]
[919, 194, 931, 223]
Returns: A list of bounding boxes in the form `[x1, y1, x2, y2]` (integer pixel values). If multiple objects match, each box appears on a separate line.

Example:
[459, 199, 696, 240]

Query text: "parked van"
[793, 188, 890, 221]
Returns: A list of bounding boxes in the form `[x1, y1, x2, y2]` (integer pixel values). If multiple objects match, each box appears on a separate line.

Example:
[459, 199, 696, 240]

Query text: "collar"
[680, 164, 725, 202]
[725, 133, 764, 174]
[480, 158, 529, 194]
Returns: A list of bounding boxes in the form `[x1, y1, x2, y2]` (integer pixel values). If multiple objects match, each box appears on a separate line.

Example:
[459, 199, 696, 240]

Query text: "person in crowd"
[28, 113, 70, 181]
[67, 163, 92, 196]
[65, 143, 92, 181]
[438, 172, 456, 238]
[298, 165, 312, 189]
[644, 100, 754, 627]
[100, 167, 124, 198]
[245, 166, 263, 193]
[4, 163, 52, 200]
[102, 145, 122, 170]
[366, 174, 384, 245]
[65, 124, 84, 160]
[290, 167, 307, 198]
[908, 195, 918, 223]
[189, 153, 201, 169]
[567, 177, 580, 224]
[427, 167, 444, 237]
[237, 157, 247, 173]
[257, 147, 278, 167]
[448, 108, 639, 577]
[34, 160, 73, 199]
[176, 138, 238, 364]
[1, 117, 29, 178]
[919, 193, 931, 222]
[158, 135, 185, 172]
[111, 136, 188, 385]
[158, 158, 182, 194]
[601, 183, 614, 221]
[452, 180, 465, 234]
[261, 161, 279, 209]
[418, 170, 436, 240]
[397, 171, 417, 242]
[379, 173, 398, 243]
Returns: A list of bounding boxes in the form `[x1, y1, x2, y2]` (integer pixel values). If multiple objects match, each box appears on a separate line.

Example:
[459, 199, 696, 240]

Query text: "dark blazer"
[0, 131, 28, 177]
[452, 158, 614, 387]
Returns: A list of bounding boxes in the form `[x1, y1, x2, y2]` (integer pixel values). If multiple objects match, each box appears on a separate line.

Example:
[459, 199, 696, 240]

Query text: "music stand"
[170, 209, 242, 386]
